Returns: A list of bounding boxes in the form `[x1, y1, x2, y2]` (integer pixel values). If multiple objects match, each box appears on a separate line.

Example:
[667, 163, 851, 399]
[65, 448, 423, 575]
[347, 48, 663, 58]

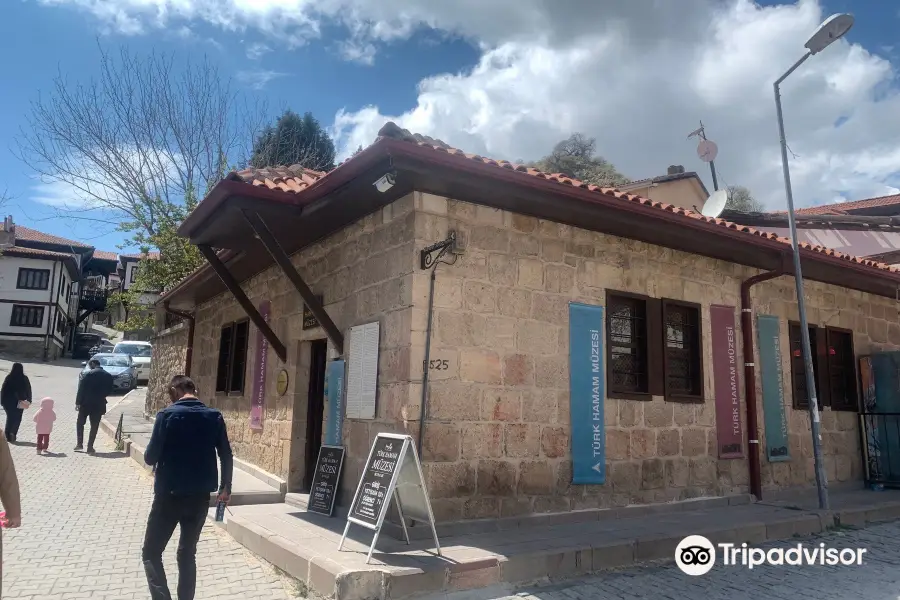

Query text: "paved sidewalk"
[470, 521, 900, 600]
[0, 360, 300, 600]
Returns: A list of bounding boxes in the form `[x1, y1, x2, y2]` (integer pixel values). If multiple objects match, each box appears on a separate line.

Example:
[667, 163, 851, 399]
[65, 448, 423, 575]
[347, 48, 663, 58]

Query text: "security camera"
[373, 172, 396, 193]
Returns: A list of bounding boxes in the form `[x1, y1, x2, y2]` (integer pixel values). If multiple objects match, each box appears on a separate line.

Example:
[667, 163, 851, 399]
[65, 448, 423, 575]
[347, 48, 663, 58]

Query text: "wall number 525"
[428, 359, 449, 371]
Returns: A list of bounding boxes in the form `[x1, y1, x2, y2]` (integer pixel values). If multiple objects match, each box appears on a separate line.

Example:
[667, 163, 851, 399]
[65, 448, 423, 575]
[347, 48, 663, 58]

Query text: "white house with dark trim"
[0, 244, 79, 360]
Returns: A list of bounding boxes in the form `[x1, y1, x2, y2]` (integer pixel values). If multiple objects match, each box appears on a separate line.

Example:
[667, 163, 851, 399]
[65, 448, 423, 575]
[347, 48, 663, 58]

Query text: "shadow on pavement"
[11, 441, 37, 448]
[41, 452, 67, 458]
[87, 451, 128, 459]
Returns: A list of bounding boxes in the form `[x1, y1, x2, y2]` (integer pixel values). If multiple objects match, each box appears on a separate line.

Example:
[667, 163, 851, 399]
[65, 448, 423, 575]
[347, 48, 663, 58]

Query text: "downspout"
[44, 261, 58, 362]
[740, 266, 784, 502]
[163, 302, 195, 377]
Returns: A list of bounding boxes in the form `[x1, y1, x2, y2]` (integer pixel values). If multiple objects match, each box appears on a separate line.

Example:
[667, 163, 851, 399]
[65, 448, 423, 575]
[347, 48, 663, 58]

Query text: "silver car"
[80, 353, 137, 392]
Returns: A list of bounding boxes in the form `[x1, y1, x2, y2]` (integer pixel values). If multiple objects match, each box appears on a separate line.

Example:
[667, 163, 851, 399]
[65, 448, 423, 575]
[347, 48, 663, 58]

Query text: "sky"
[1, 0, 899, 252]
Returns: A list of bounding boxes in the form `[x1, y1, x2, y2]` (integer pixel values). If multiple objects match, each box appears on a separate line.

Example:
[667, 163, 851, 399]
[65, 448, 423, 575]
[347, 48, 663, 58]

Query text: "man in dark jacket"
[75, 358, 114, 453]
[142, 374, 233, 600]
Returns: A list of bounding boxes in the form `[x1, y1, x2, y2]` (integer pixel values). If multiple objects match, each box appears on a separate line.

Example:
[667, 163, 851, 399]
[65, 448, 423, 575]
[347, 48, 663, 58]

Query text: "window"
[662, 301, 703, 400]
[789, 323, 824, 410]
[606, 292, 663, 399]
[788, 323, 858, 411]
[216, 320, 250, 393]
[827, 328, 858, 411]
[130, 267, 138, 284]
[10, 305, 44, 328]
[17, 268, 50, 290]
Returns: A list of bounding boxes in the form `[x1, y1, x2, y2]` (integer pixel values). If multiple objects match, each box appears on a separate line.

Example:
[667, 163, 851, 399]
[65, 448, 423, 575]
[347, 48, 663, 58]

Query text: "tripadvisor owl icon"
[675, 535, 716, 576]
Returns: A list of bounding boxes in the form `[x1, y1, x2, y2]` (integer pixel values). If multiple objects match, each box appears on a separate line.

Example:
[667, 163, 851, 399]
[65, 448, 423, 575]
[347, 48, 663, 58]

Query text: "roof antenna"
[688, 121, 720, 192]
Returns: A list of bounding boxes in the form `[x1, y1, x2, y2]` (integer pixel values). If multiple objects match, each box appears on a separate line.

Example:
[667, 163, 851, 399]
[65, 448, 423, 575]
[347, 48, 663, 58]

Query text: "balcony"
[79, 287, 109, 312]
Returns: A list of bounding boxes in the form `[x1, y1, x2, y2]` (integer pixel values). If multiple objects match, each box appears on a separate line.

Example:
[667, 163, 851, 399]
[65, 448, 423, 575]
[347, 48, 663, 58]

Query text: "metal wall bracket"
[420, 231, 457, 270]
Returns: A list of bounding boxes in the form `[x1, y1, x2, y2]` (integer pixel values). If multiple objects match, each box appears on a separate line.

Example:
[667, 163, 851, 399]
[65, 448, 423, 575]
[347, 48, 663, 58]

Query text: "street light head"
[805, 13, 854, 55]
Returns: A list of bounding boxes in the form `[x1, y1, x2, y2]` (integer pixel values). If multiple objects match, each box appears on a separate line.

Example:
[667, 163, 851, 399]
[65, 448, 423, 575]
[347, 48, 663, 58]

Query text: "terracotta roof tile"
[5, 245, 75, 260]
[122, 251, 160, 260]
[14, 226, 89, 248]
[230, 121, 897, 275]
[793, 194, 900, 215]
[232, 165, 327, 195]
[93, 250, 118, 261]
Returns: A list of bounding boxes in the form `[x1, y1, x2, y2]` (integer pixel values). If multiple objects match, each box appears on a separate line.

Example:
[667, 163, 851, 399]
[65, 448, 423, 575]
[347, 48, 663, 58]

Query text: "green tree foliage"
[531, 133, 630, 187]
[250, 110, 336, 171]
[725, 185, 765, 212]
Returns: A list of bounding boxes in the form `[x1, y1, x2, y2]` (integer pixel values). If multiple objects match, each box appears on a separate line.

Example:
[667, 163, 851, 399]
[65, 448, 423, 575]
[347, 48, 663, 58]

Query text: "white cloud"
[36, 0, 900, 208]
[236, 69, 288, 90]
[246, 42, 272, 60]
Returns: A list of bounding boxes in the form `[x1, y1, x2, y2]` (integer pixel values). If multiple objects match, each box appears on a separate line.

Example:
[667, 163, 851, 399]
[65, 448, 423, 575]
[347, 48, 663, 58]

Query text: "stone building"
[150, 122, 900, 522]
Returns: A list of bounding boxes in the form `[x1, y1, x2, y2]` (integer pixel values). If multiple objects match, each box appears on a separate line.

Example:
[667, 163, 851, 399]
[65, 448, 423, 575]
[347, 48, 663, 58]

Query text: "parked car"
[88, 340, 115, 357]
[74, 333, 103, 360]
[112, 341, 152, 383]
[80, 353, 137, 392]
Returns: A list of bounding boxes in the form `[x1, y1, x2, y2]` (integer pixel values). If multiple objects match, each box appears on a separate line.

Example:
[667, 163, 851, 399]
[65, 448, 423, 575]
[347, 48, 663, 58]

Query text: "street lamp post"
[774, 13, 854, 511]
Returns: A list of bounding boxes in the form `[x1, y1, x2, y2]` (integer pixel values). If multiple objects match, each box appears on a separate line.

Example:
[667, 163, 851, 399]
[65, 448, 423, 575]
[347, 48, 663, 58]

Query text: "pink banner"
[711, 305, 744, 459]
[249, 300, 270, 430]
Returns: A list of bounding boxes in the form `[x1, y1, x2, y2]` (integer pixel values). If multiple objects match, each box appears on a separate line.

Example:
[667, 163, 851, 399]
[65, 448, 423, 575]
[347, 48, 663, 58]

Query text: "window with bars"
[662, 301, 703, 400]
[607, 294, 648, 395]
[215, 320, 250, 394]
[17, 268, 50, 290]
[10, 305, 44, 328]
[788, 323, 858, 412]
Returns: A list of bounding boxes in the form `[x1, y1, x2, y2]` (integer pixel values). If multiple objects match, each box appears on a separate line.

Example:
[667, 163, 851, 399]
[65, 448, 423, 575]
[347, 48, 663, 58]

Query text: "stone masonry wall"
[187, 193, 419, 496]
[411, 194, 900, 522]
[146, 324, 189, 416]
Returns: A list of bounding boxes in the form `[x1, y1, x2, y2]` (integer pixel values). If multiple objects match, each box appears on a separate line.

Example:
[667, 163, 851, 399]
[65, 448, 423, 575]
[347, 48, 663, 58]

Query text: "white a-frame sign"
[338, 433, 442, 564]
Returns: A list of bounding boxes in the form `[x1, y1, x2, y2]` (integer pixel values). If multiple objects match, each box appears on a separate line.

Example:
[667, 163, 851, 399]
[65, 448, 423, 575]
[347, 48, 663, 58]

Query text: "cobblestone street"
[1, 360, 299, 599]
[479, 522, 900, 600]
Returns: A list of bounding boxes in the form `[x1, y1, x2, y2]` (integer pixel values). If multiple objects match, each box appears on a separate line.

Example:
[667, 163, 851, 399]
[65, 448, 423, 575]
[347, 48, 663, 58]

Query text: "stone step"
[212, 493, 900, 600]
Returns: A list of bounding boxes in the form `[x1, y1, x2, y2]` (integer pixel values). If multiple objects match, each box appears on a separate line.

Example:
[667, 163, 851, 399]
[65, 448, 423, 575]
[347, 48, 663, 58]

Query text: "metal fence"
[859, 412, 900, 487]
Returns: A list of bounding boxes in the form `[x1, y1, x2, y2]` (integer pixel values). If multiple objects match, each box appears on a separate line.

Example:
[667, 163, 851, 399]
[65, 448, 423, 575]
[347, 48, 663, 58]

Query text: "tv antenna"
[687, 121, 720, 191]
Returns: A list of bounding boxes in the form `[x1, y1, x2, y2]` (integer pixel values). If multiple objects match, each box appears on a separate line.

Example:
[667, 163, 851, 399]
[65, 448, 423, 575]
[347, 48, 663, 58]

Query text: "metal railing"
[859, 412, 900, 487]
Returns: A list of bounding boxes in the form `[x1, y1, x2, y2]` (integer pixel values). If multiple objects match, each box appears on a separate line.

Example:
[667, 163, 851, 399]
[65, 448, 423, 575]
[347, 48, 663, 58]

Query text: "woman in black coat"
[1, 363, 31, 443]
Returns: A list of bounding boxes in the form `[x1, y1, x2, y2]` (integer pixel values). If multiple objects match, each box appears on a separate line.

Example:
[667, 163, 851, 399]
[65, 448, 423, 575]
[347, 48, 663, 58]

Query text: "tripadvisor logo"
[675, 535, 867, 575]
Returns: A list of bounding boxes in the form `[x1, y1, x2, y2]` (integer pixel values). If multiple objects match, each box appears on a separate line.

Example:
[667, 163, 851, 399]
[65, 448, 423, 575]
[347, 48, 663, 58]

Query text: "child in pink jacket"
[33, 398, 56, 454]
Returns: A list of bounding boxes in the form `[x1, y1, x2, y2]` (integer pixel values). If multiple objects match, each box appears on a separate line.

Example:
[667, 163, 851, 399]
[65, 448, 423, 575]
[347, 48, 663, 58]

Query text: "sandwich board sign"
[338, 433, 442, 564]
[307, 445, 345, 517]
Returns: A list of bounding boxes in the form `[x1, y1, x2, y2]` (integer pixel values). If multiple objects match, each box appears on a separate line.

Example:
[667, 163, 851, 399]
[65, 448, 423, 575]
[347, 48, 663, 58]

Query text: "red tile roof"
[232, 165, 327, 195]
[371, 123, 898, 273]
[221, 122, 896, 275]
[14, 226, 89, 248]
[4, 246, 75, 260]
[122, 251, 160, 260]
[794, 193, 900, 215]
[93, 250, 118, 261]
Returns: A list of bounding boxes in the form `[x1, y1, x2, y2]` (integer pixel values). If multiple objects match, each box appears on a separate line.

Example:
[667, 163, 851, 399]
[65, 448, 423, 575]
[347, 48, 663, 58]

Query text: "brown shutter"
[647, 298, 664, 396]
[788, 323, 806, 409]
[815, 327, 830, 409]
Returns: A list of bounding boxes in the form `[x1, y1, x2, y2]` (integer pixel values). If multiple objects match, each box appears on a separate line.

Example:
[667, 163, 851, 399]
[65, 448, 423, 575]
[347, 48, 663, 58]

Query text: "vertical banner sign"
[710, 305, 744, 459]
[568, 302, 605, 484]
[325, 359, 346, 445]
[757, 315, 790, 462]
[249, 300, 271, 430]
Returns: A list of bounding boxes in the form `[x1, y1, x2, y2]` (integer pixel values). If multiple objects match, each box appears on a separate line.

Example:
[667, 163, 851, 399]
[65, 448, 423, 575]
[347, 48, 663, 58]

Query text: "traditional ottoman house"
[149, 122, 900, 522]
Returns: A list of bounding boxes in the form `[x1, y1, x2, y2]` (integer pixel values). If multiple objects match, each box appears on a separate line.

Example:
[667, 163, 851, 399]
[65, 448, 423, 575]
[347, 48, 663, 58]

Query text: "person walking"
[142, 375, 233, 600]
[0, 430, 21, 594]
[32, 397, 56, 455]
[1, 363, 32, 443]
[75, 358, 113, 454]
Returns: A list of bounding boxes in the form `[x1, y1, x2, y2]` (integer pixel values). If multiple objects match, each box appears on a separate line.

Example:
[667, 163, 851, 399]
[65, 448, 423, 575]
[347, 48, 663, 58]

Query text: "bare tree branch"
[16, 41, 268, 239]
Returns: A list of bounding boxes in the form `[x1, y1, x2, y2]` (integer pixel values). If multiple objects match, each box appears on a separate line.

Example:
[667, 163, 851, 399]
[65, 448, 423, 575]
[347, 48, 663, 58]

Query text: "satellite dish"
[697, 139, 718, 163]
[701, 189, 728, 218]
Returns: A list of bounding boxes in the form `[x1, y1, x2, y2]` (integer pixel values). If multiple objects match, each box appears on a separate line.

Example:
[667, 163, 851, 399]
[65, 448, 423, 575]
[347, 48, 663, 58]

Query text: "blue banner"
[757, 315, 790, 462]
[325, 359, 345, 445]
[568, 302, 605, 484]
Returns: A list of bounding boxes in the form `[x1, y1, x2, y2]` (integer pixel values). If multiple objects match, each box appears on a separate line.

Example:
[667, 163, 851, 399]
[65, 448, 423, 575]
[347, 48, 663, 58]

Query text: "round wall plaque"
[276, 369, 289, 396]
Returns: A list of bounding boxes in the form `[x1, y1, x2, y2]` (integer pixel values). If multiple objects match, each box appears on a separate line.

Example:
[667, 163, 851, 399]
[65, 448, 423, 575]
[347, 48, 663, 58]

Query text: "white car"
[113, 341, 153, 383]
